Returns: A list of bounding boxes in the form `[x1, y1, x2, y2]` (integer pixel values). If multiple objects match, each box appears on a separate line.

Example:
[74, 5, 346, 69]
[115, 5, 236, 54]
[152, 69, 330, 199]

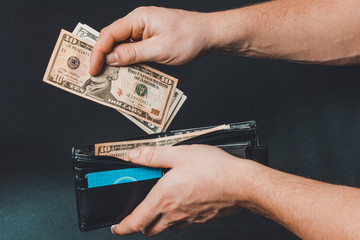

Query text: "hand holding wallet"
[72, 121, 268, 231]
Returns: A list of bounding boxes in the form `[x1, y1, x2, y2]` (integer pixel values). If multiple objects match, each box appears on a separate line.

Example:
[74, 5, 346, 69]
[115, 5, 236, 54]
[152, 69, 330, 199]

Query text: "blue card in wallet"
[86, 167, 162, 188]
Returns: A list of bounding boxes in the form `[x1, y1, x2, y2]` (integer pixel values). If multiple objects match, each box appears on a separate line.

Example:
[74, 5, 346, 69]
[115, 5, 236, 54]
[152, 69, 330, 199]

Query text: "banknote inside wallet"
[72, 121, 268, 231]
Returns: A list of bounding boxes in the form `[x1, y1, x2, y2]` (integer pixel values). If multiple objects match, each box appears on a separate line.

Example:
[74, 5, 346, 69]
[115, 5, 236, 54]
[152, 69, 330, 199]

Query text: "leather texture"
[72, 121, 268, 232]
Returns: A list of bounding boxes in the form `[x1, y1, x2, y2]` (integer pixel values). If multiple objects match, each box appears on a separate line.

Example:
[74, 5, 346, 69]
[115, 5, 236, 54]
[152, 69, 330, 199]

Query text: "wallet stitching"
[73, 166, 86, 229]
[76, 189, 85, 227]
[72, 153, 86, 229]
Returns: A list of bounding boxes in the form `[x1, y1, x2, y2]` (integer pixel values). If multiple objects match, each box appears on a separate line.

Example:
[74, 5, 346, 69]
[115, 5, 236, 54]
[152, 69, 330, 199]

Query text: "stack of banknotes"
[43, 23, 187, 134]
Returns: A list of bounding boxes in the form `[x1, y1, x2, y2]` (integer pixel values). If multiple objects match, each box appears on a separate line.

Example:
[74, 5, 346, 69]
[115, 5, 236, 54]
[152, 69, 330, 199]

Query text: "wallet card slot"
[74, 159, 137, 180]
[75, 163, 133, 172]
[75, 165, 165, 183]
[75, 178, 159, 231]
[77, 175, 161, 191]
[75, 155, 131, 164]
[74, 161, 127, 169]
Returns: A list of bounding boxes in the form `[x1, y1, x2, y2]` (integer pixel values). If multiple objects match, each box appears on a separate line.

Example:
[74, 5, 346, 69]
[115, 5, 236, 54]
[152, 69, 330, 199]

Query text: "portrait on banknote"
[83, 66, 119, 100]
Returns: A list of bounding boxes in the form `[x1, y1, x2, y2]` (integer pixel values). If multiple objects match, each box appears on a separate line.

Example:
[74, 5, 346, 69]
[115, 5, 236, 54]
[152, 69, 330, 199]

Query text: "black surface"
[1, 0, 360, 239]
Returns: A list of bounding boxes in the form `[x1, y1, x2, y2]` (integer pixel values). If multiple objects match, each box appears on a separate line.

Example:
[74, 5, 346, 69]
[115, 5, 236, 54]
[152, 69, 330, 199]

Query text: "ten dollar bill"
[95, 124, 230, 161]
[43, 29, 177, 128]
[72, 23, 186, 133]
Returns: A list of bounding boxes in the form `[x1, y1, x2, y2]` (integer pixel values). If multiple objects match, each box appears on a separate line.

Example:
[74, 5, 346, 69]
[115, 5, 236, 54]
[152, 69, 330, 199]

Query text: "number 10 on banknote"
[43, 30, 178, 128]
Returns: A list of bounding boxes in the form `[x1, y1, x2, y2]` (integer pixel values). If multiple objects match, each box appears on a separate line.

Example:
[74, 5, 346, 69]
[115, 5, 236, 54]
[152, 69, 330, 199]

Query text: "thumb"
[128, 146, 176, 168]
[105, 38, 162, 66]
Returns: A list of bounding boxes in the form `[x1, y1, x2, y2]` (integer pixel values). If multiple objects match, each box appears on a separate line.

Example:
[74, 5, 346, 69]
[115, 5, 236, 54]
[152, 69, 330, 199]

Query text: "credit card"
[86, 167, 162, 188]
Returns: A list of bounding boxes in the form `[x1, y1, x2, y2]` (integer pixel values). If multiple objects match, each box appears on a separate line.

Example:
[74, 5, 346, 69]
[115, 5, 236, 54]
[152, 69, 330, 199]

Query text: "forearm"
[208, 0, 360, 65]
[241, 161, 360, 239]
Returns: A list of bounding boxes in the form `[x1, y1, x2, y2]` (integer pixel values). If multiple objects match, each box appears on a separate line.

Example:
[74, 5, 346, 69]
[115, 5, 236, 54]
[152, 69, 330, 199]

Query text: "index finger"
[89, 16, 139, 75]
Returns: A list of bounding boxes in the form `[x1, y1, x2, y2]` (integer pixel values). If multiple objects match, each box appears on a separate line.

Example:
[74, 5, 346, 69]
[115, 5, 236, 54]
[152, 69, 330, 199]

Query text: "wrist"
[230, 159, 268, 209]
[206, 9, 253, 54]
[191, 11, 221, 55]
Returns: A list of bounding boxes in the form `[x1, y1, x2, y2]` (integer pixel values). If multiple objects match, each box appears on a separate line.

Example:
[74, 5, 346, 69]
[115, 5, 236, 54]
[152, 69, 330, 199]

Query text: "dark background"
[1, 0, 360, 239]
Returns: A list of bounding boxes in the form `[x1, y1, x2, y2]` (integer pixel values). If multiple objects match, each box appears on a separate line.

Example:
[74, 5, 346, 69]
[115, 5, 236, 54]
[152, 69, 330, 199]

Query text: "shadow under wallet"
[72, 121, 268, 231]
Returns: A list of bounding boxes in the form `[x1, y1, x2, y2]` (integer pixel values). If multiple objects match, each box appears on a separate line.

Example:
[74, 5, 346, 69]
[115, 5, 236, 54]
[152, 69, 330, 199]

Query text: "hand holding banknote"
[111, 145, 255, 236]
[79, 3, 360, 240]
[43, 29, 179, 129]
[73, 23, 187, 133]
[90, 6, 216, 75]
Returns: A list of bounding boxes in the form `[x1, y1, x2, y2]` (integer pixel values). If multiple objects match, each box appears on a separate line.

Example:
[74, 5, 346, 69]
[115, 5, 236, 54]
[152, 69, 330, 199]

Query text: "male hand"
[110, 144, 256, 236]
[90, 7, 218, 75]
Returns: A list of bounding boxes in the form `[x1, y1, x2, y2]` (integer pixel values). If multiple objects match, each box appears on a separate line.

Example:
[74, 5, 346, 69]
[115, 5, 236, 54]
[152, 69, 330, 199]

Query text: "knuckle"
[157, 195, 180, 211]
[99, 27, 109, 36]
[141, 147, 156, 166]
[131, 6, 158, 18]
[143, 6, 158, 12]
[118, 44, 138, 64]
[132, 6, 147, 16]
[131, 223, 145, 233]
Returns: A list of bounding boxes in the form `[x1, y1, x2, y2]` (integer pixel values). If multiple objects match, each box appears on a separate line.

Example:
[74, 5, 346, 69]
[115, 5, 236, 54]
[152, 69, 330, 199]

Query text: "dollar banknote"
[72, 22, 99, 43]
[95, 124, 230, 160]
[122, 88, 184, 133]
[43, 29, 178, 128]
[162, 94, 187, 130]
[72, 23, 187, 133]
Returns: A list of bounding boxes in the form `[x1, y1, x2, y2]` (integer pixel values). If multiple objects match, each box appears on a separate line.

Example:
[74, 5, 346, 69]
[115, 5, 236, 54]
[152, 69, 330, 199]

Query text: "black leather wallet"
[72, 121, 268, 232]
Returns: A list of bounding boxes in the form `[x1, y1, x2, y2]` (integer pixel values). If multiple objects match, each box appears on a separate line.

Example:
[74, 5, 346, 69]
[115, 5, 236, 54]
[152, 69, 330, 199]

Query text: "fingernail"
[128, 148, 141, 160]
[111, 225, 117, 234]
[106, 52, 118, 64]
